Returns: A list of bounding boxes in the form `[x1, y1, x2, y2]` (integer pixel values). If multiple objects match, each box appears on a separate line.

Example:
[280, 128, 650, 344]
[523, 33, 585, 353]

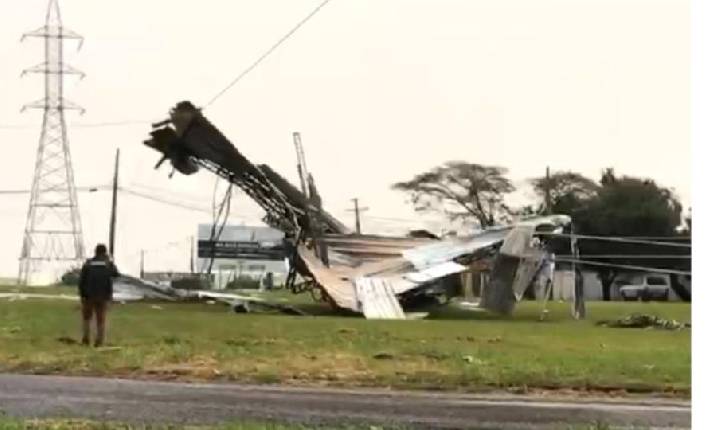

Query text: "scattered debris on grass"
[597, 314, 690, 330]
[0, 293, 77, 302]
[232, 300, 306, 316]
[373, 352, 395, 360]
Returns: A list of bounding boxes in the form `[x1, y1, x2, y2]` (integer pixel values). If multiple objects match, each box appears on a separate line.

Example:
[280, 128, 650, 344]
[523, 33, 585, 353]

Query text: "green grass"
[0, 287, 690, 396]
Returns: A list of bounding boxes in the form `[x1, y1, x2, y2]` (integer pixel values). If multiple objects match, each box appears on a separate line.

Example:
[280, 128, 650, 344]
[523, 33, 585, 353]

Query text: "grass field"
[0, 285, 690, 396]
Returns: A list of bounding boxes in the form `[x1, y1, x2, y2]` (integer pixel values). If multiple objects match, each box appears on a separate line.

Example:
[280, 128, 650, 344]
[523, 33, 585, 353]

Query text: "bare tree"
[392, 162, 515, 228]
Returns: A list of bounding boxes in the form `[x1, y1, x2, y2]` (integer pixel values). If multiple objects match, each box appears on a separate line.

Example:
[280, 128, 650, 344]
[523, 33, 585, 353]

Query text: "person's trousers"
[81, 298, 108, 346]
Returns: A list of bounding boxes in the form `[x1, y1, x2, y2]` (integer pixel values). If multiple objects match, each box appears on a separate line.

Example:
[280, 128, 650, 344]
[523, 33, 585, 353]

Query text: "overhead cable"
[538, 232, 691, 248]
[204, 0, 334, 108]
[554, 257, 692, 276]
[557, 254, 691, 260]
[0, 120, 148, 130]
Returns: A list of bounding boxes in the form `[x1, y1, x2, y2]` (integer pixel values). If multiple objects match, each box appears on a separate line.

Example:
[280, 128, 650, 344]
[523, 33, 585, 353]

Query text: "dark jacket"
[78, 256, 120, 301]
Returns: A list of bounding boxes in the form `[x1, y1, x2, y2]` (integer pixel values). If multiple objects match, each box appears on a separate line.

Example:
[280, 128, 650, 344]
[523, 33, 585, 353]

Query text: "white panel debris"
[404, 261, 467, 283]
[354, 277, 406, 320]
[402, 229, 509, 270]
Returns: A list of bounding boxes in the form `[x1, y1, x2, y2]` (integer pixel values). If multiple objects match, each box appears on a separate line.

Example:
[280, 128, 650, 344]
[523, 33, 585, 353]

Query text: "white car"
[619, 275, 671, 301]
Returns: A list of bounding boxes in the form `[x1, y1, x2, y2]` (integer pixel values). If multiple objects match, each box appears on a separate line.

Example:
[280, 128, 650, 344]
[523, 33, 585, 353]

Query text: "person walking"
[78, 244, 120, 347]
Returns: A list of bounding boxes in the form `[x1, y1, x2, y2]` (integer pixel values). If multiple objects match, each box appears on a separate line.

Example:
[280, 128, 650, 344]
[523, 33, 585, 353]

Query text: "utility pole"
[293, 132, 309, 197]
[544, 166, 552, 215]
[109, 149, 120, 257]
[347, 198, 369, 235]
[18, 0, 86, 285]
[140, 250, 145, 279]
[190, 236, 195, 274]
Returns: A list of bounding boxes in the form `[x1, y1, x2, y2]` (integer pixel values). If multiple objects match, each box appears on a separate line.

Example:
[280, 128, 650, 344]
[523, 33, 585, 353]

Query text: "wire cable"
[118, 186, 253, 220]
[0, 120, 148, 130]
[537, 232, 691, 248]
[206, 183, 233, 276]
[3, 1, 336, 130]
[554, 257, 691, 276]
[204, 0, 334, 108]
[557, 254, 691, 260]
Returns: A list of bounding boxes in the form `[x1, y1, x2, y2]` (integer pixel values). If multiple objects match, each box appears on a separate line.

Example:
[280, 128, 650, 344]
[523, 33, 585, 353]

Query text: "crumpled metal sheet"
[404, 261, 467, 284]
[402, 228, 509, 270]
[499, 226, 535, 257]
[354, 277, 406, 319]
[511, 250, 544, 301]
[481, 255, 519, 315]
[297, 246, 359, 311]
[480, 216, 571, 315]
[113, 276, 179, 301]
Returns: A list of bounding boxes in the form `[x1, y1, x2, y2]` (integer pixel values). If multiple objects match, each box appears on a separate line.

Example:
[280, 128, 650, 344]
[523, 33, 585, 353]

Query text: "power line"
[0, 185, 109, 195]
[0, 120, 148, 130]
[3, 1, 336, 128]
[204, 0, 334, 108]
[129, 181, 228, 207]
[538, 232, 691, 248]
[71, 120, 148, 128]
[554, 257, 692, 276]
[118, 186, 253, 219]
[118, 187, 223, 214]
[2, 1, 336, 129]
[557, 254, 691, 259]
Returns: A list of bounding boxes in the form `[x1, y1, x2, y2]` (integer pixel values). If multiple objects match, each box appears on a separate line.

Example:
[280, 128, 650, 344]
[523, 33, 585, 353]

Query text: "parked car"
[619, 275, 670, 301]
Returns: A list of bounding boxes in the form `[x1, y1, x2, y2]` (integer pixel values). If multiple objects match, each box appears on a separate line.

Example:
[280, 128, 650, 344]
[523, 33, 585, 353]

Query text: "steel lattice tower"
[18, 0, 85, 285]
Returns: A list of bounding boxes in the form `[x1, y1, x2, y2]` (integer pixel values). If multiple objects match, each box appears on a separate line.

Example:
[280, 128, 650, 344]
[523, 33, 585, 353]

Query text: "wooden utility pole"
[544, 166, 551, 215]
[140, 249, 145, 279]
[347, 198, 369, 235]
[109, 149, 120, 256]
[190, 236, 195, 273]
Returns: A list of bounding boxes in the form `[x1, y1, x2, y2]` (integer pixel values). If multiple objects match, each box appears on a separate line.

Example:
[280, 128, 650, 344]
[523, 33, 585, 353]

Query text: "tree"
[392, 162, 515, 228]
[530, 170, 599, 215]
[573, 172, 685, 301]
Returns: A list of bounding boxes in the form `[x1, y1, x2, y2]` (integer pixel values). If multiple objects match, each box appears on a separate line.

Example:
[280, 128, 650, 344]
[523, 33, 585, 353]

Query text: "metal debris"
[0, 293, 77, 301]
[142, 102, 576, 319]
[597, 314, 690, 330]
[355, 277, 405, 320]
[195, 291, 306, 316]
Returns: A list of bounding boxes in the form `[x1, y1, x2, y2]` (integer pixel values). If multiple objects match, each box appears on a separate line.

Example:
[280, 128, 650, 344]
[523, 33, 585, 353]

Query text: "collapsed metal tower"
[18, 0, 85, 285]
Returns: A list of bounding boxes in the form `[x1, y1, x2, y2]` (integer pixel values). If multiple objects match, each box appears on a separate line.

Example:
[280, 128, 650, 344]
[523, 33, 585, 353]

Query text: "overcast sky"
[0, 0, 689, 279]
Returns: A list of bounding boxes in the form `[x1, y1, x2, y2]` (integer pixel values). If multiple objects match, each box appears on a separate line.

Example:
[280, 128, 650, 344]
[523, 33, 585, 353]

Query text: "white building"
[196, 224, 289, 290]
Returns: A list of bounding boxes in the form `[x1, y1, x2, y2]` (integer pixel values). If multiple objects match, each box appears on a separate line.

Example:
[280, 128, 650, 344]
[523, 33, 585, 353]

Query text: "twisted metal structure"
[144, 101, 348, 238]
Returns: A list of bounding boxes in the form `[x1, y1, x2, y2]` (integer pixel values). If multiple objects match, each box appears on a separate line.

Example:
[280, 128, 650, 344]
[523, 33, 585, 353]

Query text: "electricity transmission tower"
[18, 0, 86, 285]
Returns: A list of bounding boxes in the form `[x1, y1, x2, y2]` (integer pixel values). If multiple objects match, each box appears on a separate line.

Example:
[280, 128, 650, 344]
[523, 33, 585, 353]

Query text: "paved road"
[0, 374, 690, 429]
